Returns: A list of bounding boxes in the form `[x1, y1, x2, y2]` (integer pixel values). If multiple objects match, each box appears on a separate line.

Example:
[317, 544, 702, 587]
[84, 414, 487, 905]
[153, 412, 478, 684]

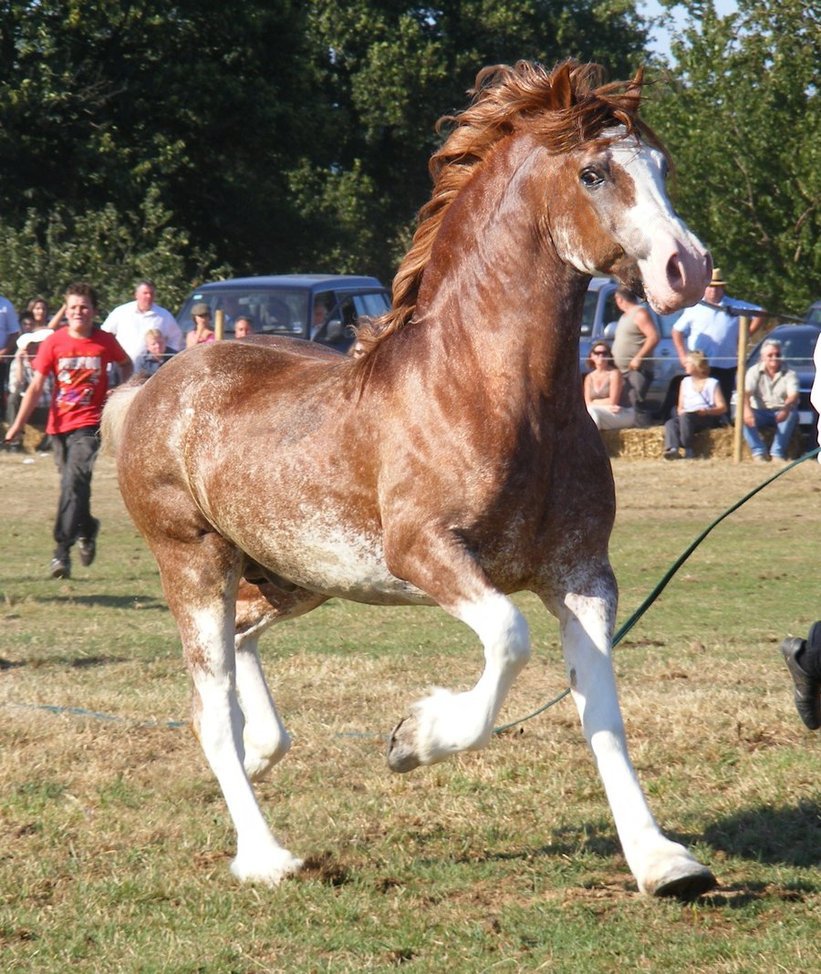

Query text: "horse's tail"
[100, 375, 150, 460]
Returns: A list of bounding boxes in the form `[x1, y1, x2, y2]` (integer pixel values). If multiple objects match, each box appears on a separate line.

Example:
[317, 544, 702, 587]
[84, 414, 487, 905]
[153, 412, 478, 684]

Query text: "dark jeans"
[664, 412, 723, 451]
[52, 426, 100, 558]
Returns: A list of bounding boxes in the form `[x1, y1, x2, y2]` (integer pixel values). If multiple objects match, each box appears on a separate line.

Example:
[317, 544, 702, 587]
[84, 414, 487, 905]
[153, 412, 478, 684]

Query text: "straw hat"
[707, 267, 726, 287]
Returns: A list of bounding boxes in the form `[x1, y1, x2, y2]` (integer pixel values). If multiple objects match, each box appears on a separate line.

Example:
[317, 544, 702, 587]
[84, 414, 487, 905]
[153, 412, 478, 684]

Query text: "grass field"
[1, 451, 819, 973]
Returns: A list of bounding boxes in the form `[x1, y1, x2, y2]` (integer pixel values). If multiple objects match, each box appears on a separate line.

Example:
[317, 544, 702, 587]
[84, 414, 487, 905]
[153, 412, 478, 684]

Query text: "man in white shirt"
[672, 267, 766, 414]
[102, 279, 183, 364]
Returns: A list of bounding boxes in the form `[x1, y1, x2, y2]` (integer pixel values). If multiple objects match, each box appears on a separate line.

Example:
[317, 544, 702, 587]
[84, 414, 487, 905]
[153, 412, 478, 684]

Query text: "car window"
[780, 333, 818, 368]
[180, 288, 309, 336]
[602, 292, 619, 329]
[579, 290, 599, 337]
[353, 292, 391, 318]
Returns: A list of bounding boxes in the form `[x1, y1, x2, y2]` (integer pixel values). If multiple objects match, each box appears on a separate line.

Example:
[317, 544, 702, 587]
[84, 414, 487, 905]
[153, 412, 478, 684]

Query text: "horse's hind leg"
[552, 568, 716, 898]
[234, 580, 326, 780]
[156, 539, 303, 885]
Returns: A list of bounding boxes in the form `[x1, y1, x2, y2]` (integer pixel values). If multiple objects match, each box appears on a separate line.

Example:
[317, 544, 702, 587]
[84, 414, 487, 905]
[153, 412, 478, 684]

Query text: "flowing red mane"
[355, 59, 666, 354]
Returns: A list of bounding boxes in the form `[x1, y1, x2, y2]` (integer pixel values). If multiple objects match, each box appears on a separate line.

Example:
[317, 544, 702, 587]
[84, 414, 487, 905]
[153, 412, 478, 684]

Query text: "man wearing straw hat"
[672, 267, 766, 414]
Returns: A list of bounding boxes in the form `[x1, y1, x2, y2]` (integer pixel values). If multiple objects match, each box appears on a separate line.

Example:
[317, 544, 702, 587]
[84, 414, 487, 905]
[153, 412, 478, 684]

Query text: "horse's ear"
[625, 66, 645, 111]
[550, 62, 575, 110]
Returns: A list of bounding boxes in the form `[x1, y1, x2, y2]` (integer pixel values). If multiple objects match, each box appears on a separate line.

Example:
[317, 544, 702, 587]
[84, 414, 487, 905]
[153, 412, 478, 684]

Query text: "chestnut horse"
[103, 60, 716, 897]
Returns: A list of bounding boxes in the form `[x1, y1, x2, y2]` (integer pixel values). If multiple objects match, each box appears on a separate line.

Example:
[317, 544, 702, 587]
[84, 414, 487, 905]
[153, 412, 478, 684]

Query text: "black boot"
[780, 636, 821, 730]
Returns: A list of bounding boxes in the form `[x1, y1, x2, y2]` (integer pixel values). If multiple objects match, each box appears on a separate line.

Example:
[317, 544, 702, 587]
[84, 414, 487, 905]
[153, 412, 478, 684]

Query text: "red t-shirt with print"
[32, 326, 129, 434]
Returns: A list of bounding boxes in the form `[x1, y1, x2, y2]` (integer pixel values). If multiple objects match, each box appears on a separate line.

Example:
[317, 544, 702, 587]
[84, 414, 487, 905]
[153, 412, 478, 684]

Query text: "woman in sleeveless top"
[663, 349, 727, 459]
[583, 341, 636, 430]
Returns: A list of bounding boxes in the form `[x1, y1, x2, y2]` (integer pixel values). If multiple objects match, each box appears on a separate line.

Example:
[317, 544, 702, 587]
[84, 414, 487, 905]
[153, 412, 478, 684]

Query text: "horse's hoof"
[386, 716, 421, 773]
[649, 862, 717, 900]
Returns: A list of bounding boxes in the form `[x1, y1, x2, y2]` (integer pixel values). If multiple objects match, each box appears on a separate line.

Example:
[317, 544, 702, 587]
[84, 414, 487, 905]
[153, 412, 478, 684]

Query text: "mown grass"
[1, 452, 819, 973]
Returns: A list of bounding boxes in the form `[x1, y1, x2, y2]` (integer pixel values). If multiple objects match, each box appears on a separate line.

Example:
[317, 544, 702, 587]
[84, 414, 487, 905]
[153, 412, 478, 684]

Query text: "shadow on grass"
[704, 800, 821, 868]
[28, 593, 167, 610]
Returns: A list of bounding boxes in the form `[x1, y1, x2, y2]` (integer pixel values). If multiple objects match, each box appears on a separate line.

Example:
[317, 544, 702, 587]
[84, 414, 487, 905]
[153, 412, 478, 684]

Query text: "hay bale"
[598, 423, 804, 461]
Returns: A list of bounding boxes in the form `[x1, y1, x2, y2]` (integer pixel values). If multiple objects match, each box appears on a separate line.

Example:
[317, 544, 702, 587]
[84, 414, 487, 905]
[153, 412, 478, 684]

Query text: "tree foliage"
[645, 0, 819, 316]
[2, 0, 814, 322]
[0, 0, 649, 310]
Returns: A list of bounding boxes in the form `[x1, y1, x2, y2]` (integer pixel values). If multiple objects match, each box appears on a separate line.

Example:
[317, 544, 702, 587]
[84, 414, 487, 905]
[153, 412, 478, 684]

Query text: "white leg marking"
[190, 607, 302, 884]
[560, 589, 712, 895]
[235, 635, 291, 780]
[405, 592, 531, 765]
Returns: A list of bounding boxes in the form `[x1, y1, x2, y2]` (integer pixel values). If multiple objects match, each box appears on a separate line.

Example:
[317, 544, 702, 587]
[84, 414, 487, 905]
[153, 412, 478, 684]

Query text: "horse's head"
[549, 126, 711, 313]
[357, 60, 711, 356]
[537, 64, 711, 313]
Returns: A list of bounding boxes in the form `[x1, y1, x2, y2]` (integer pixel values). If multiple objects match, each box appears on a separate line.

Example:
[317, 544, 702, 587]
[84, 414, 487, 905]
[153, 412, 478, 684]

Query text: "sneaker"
[663, 449, 679, 461]
[780, 637, 821, 730]
[752, 453, 770, 463]
[77, 518, 99, 567]
[50, 556, 71, 579]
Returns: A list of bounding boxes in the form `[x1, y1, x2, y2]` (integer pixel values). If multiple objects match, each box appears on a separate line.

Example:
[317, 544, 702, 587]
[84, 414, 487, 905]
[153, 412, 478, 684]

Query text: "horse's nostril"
[666, 254, 685, 291]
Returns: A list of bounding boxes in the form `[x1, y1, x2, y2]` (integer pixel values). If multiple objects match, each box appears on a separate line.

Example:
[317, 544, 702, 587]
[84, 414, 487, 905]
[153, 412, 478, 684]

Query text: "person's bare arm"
[672, 328, 688, 368]
[629, 309, 660, 370]
[4, 372, 46, 441]
[607, 369, 625, 410]
[48, 304, 66, 330]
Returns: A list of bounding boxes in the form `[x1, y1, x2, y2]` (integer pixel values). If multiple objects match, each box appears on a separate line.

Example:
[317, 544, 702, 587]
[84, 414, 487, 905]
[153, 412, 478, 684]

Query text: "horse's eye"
[580, 167, 604, 188]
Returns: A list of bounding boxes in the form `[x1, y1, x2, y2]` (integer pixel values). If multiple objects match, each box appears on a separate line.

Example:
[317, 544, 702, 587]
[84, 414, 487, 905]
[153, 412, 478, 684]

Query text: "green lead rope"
[494, 447, 821, 735]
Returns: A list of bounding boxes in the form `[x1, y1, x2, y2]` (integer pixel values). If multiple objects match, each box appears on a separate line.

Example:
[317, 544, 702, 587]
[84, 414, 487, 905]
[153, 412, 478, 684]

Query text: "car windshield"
[181, 288, 308, 334]
[779, 333, 818, 369]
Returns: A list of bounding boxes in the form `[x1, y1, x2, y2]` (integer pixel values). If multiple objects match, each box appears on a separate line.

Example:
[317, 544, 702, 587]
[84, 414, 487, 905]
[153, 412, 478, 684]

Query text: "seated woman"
[584, 341, 636, 430]
[663, 350, 727, 460]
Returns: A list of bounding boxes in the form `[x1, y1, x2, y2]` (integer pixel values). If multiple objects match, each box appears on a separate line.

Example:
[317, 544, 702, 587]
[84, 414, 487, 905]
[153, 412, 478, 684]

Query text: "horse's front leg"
[385, 536, 531, 771]
[554, 572, 716, 898]
[157, 540, 303, 885]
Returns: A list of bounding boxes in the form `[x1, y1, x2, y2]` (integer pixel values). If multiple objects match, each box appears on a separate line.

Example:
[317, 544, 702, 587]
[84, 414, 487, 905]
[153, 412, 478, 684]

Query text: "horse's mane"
[354, 59, 666, 357]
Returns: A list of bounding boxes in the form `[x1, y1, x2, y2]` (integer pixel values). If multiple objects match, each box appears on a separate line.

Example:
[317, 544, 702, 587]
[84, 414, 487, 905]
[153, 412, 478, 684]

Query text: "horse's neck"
[412, 140, 587, 394]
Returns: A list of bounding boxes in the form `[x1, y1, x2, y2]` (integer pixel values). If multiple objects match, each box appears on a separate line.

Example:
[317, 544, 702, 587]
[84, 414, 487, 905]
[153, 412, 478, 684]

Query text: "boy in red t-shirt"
[5, 282, 132, 578]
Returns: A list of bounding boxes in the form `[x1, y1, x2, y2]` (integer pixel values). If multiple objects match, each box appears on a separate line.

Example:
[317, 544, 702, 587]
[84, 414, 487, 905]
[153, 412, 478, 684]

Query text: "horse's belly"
[240, 518, 432, 606]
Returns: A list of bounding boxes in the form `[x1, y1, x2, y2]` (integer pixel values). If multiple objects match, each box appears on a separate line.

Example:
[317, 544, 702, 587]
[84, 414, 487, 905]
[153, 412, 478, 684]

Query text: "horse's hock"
[598, 425, 805, 460]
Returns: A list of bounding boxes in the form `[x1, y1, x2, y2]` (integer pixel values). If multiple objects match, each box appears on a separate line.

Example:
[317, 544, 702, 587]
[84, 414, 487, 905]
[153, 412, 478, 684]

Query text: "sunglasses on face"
[592, 349, 608, 356]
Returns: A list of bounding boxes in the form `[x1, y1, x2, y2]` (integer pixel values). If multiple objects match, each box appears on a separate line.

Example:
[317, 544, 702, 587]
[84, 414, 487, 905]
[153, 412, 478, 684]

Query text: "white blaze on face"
[604, 127, 710, 311]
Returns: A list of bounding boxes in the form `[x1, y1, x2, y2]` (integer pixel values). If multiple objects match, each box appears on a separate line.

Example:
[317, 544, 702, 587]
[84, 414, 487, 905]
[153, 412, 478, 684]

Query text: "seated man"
[742, 338, 799, 462]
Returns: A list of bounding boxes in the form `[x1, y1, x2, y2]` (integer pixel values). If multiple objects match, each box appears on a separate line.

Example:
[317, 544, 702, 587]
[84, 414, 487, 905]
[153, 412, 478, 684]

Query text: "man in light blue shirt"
[672, 267, 766, 413]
